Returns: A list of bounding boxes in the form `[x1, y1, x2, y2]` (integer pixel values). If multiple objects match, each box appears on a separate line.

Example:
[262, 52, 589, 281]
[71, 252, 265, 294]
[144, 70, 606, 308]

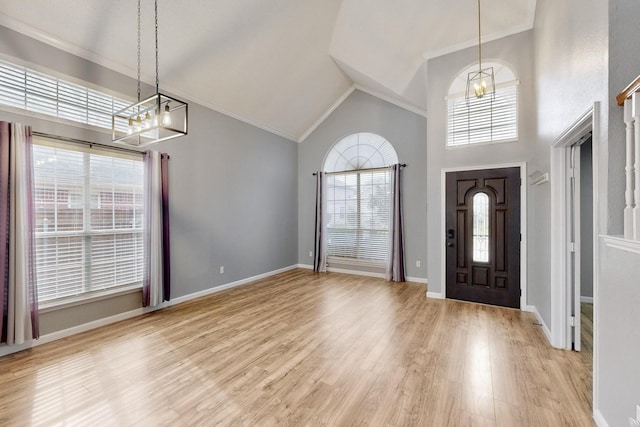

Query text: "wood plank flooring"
[0, 269, 593, 426]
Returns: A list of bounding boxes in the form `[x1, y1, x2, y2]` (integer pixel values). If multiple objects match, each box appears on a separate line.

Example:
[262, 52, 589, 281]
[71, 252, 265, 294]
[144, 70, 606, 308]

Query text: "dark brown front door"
[445, 167, 521, 308]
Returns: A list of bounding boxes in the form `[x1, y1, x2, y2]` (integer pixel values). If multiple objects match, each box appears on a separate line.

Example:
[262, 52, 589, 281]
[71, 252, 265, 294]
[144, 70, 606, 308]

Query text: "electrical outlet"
[416, 260, 421, 267]
[309, 251, 313, 257]
[220, 266, 224, 274]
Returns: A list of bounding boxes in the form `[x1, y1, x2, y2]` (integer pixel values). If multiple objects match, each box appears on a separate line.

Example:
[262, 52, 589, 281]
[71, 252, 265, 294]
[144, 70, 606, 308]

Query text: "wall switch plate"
[220, 266, 224, 274]
[416, 260, 421, 267]
[309, 251, 313, 257]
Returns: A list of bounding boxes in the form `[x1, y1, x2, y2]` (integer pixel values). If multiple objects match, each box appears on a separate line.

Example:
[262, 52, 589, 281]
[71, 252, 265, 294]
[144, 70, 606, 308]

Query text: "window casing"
[33, 137, 144, 304]
[0, 58, 130, 133]
[323, 132, 398, 266]
[446, 62, 518, 147]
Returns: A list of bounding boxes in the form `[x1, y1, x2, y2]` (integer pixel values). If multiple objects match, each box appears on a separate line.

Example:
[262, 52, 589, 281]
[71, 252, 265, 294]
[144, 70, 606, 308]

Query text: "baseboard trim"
[297, 264, 428, 284]
[523, 304, 553, 345]
[580, 296, 594, 304]
[426, 291, 445, 299]
[593, 409, 609, 427]
[0, 264, 300, 358]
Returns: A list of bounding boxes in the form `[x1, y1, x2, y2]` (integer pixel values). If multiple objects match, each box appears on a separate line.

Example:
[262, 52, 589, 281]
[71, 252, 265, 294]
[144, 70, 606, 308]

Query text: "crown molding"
[422, 22, 534, 61]
[354, 84, 427, 117]
[0, 14, 300, 142]
[298, 85, 356, 143]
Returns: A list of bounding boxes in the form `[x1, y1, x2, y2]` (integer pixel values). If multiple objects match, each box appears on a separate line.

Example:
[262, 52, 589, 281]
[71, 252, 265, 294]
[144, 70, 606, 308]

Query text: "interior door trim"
[437, 162, 528, 310]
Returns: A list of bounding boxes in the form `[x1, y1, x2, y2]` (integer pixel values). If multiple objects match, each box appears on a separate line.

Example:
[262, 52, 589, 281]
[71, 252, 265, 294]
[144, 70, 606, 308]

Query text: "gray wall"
[534, 0, 640, 424]
[0, 25, 298, 336]
[598, 243, 640, 425]
[580, 140, 593, 300]
[533, 0, 608, 333]
[600, 0, 640, 424]
[425, 31, 538, 304]
[297, 90, 427, 281]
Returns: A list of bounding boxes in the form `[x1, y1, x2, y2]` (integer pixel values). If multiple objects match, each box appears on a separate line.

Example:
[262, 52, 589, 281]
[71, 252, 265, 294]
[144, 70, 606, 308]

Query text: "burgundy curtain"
[313, 172, 327, 272]
[143, 151, 170, 307]
[386, 164, 405, 282]
[0, 122, 39, 344]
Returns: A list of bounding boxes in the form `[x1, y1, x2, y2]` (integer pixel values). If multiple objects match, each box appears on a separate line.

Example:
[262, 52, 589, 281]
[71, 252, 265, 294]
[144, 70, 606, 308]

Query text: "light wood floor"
[0, 269, 593, 426]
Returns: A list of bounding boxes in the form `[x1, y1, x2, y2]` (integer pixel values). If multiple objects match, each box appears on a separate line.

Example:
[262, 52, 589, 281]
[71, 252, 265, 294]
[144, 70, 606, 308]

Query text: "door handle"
[447, 242, 454, 248]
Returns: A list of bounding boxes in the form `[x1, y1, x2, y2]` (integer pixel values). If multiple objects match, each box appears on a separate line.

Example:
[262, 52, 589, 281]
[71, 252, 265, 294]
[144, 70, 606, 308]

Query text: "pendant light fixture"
[465, 0, 495, 103]
[112, 0, 188, 147]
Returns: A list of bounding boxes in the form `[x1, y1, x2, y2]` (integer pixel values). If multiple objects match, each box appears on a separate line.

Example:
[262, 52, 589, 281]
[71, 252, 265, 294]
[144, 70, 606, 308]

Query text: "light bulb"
[153, 108, 159, 127]
[474, 80, 487, 98]
[162, 104, 171, 126]
[127, 118, 134, 135]
[135, 115, 142, 132]
[144, 112, 151, 129]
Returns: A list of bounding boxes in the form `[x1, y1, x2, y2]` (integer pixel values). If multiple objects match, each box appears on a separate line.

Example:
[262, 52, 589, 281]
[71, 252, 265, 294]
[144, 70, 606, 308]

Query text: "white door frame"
[439, 162, 528, 309]
[550, 104, 598, 350]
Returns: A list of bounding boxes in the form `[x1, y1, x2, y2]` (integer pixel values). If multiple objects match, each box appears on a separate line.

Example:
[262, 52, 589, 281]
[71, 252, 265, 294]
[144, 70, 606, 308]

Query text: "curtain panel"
[313, 172, 327, 272]
[0, 122, 39, 345]
[386, 164, 405, 282]
[143, 151, 171, 307]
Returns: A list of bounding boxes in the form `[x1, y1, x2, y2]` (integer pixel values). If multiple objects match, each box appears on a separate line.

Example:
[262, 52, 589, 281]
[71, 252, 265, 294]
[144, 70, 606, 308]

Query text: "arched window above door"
[447, 62, 519, 147]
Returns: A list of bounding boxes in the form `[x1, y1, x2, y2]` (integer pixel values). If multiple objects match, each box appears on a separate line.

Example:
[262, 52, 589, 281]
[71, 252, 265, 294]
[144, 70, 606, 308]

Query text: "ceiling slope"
[0, 0, 536, 142]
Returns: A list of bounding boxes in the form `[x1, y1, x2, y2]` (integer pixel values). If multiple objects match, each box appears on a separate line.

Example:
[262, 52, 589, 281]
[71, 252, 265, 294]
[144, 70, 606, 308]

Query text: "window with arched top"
[447, 62, 519, 147]
[472, 192, 490, 262]
[323, 133, 398, 265]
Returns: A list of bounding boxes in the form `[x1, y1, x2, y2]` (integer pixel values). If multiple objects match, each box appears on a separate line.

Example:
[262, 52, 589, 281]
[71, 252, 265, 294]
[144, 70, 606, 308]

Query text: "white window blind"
[33, 140, 144, 303]
[326, 169, 391, 264]
[447, 84, 518, 146]
[0, 58, 130, 132]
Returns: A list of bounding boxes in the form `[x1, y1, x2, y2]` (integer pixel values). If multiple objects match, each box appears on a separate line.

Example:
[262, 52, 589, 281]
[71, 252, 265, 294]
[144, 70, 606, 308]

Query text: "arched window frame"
[322, 132, 398, 266]
[446, 61, 519, 147]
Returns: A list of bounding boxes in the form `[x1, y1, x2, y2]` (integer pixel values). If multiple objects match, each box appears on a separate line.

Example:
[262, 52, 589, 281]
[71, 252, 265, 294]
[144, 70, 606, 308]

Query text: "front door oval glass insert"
[472, 192, 490, 262]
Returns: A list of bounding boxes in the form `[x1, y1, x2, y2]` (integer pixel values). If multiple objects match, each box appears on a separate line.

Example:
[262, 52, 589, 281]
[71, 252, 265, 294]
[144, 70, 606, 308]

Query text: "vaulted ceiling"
[0, 0, 537, 142]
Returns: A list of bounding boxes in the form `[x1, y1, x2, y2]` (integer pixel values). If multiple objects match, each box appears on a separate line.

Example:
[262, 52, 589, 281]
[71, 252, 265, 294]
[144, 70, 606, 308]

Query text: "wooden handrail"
[617, 74, 640, 106]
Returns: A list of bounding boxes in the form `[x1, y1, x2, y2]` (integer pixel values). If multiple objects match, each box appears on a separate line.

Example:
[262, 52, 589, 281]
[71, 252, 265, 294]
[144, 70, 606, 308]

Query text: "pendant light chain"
[477, 0, 482, 72]
[155, 0, 159, 94]
[137, 0, 141, 102]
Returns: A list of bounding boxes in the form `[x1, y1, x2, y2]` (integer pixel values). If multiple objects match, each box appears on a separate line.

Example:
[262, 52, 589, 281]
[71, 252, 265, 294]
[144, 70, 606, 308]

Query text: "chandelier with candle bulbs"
[112, 0, 188, 147]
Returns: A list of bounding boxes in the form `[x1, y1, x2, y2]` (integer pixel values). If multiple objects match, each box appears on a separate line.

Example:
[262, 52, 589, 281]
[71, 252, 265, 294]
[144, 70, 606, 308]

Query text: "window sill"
[602, 235, 640, 255]
[39, 284, 142, 314]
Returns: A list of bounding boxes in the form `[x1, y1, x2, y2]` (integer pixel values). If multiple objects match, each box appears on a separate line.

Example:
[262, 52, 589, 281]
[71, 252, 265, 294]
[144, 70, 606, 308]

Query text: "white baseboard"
[0, 264, 300, 358]
[523, 304, 553, 345]
[426, 291, 444, 299]
[580, 296, 594, 304]
[593, 409, 609, 427]
[297, 263, 428, 284]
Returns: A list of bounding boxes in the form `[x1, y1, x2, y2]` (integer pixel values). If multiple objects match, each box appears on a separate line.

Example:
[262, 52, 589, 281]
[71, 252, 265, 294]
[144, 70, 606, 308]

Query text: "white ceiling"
[0, 0, 536, 142]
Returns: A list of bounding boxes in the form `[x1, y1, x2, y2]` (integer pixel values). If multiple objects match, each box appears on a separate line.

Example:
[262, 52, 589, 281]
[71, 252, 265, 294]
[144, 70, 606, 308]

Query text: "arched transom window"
[323, 132, 398, 172]
[323, 132, 398, 265]
[447, 62, 519, 147]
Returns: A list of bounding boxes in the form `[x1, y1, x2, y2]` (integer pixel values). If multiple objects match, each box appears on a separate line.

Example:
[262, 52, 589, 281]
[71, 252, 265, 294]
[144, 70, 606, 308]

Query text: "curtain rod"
[32, 131, 151, 157]
[312, 164, 406, 176]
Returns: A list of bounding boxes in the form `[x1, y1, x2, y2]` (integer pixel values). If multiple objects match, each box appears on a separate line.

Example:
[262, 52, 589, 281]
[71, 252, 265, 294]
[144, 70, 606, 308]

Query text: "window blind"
[447, 84, 518, 146]
[0, 59, 130, 133]
[33, 141, 144, 303]
[326, 170, 391, 264]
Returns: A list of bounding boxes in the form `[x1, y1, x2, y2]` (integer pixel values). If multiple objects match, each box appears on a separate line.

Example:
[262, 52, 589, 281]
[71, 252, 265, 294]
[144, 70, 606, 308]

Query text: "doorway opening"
[550, 103, 598, 415]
